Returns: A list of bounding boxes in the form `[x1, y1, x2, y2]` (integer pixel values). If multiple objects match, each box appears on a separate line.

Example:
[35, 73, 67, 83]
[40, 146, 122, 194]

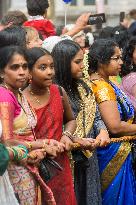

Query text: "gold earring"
[29, 75, 32, 84]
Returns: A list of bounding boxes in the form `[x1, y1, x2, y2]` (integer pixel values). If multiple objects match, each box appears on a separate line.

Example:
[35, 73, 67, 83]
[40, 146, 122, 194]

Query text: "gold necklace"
[29, 90, 41, 104]
[29, 87, 50, 105]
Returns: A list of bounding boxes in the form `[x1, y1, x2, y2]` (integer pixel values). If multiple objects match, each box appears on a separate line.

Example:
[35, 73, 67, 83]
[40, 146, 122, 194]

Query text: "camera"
[87, 13, 106, 25]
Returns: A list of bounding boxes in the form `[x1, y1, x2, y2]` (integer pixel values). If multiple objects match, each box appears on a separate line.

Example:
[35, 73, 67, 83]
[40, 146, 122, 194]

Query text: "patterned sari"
[0, 87, 55, 205]
[92, 80, 136, 205]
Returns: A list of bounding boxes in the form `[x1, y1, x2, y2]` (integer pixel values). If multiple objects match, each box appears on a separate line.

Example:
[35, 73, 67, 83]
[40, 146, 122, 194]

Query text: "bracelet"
[7, 147, 15, 159]
[25, 141, 32, 150]
[63, 130, 74, 141]
[28, 152, 37, 159]
[11, 147, 19, 160]
[17, 145, 28, 159]
[42, 140, 47, 149]
[10, 145, 28, 161]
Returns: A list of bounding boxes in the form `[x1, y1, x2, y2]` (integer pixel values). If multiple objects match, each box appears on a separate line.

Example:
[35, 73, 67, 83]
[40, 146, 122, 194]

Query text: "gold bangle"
[28, 152, 37, 159]
[72, 143, 80, 149]
[7, 147, 14, 158]
[25, 141, 32, 150]
[42, 140, 46, 149]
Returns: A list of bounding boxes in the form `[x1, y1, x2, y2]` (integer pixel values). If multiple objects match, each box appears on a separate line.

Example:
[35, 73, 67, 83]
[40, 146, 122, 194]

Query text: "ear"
[0, 70, 5, 78]
[0, 71, 5, 83]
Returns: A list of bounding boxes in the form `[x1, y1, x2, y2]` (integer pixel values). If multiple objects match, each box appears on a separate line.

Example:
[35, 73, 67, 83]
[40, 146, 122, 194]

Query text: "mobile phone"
[87, 13, 106, 25]
[120, 12, 125, 22]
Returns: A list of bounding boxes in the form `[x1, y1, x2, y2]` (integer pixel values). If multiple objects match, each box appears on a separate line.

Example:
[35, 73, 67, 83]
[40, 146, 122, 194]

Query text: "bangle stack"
[63, 130, 75, 142]
[7, 145, 28, 161]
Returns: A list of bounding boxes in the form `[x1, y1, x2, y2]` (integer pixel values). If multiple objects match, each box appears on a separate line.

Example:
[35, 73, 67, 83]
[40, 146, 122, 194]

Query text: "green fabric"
[0, 144, 9, 176]
[117, 75, 122, 84]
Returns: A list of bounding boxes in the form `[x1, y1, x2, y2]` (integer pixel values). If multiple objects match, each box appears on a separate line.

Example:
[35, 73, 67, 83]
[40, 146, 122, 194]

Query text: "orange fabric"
[92, 79, 116, 104]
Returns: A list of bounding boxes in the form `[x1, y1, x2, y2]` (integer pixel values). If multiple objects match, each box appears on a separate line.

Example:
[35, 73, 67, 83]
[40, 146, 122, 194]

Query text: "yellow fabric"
[13, 93, 37, 140]
[73, 78, 96, 158]
[92, 79, 116, 104]
[13, 109, 31, 136]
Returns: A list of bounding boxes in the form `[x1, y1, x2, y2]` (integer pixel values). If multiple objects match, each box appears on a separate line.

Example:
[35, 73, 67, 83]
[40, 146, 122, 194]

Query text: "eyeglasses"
[110, 56, 123, 62]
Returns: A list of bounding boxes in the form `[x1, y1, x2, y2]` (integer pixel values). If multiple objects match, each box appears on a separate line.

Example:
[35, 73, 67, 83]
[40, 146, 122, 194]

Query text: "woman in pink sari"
[0, 45, 62, 205]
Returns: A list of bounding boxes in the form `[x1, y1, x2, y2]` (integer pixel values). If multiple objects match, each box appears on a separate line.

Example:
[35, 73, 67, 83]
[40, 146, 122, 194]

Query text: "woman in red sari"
[24, 47, 77, 205]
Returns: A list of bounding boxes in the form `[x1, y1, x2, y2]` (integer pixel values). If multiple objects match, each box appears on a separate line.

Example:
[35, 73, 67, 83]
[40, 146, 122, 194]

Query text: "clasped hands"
[24, 130, 110, 166]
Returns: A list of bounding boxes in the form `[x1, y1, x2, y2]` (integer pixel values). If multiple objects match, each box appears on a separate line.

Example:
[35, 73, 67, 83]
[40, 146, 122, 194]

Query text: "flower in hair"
[83, 50, 90, 79]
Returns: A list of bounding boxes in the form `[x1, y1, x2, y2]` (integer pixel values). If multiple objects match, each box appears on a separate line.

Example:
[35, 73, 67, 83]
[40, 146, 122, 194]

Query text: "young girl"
[24, 0, 56, 39]
[24, 47, 77, 205]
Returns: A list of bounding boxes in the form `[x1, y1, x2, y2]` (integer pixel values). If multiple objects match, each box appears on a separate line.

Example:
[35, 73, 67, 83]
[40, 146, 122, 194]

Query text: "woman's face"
[31, 54, 55, 88]
[3, 53, 29, 90]
[71, 49, 84, 79]
[132, 47, 136, 65]
[102, 46, 123, 76]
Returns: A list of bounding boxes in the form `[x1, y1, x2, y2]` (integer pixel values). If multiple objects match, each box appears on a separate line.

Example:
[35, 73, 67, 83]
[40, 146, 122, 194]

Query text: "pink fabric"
[120, 72, 136, 109]
[0, 87, 21, 118]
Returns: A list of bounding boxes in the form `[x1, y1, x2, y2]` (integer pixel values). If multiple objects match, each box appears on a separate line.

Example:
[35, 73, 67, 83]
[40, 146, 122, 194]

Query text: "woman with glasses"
[89, 39, 136, 205]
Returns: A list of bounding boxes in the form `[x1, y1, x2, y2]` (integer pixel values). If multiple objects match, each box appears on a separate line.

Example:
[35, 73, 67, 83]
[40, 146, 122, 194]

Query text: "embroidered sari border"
[101, 142, 131, 192]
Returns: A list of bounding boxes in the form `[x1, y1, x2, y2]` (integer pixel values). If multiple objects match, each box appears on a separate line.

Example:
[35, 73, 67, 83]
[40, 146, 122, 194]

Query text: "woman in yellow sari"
[88, 39, 136, 205]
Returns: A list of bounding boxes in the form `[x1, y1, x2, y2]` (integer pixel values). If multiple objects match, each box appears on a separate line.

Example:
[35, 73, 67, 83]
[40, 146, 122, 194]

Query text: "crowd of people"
[0, 0, 136, 205]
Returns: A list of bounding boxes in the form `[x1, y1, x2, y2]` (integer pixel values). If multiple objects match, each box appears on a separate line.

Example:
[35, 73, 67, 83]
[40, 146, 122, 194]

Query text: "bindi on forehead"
[47, 59, 51, 63]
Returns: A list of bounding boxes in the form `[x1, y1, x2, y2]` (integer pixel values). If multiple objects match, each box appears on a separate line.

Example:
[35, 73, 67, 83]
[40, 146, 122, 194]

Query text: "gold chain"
[29, 87, 50, 105]
[29, 90, 41, 104]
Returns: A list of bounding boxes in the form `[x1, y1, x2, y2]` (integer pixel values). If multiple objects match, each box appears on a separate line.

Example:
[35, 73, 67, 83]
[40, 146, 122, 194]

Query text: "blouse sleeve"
[0, 88, 16, 141]
[92, 80, 116, 104]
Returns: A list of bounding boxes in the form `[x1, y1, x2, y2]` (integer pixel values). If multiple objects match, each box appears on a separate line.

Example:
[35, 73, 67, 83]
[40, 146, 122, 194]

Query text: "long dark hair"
[52, 40, 82, 100]
[120, 36, 136, 77]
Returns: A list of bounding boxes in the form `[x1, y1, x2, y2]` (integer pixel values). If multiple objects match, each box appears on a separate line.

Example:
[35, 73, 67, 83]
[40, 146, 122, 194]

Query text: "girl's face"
[101, 46, 123, 76]
[71, 49, 84, 79]
[27, 32, 43, 49]
[132, 47, 136, 65]
[31, 54, 55, 88]
[2, 53, 29, 90]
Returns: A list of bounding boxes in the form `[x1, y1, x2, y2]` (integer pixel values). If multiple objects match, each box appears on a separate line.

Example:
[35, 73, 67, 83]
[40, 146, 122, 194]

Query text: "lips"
[44, 78, 53, 82]
[17, 78, 26, 82]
